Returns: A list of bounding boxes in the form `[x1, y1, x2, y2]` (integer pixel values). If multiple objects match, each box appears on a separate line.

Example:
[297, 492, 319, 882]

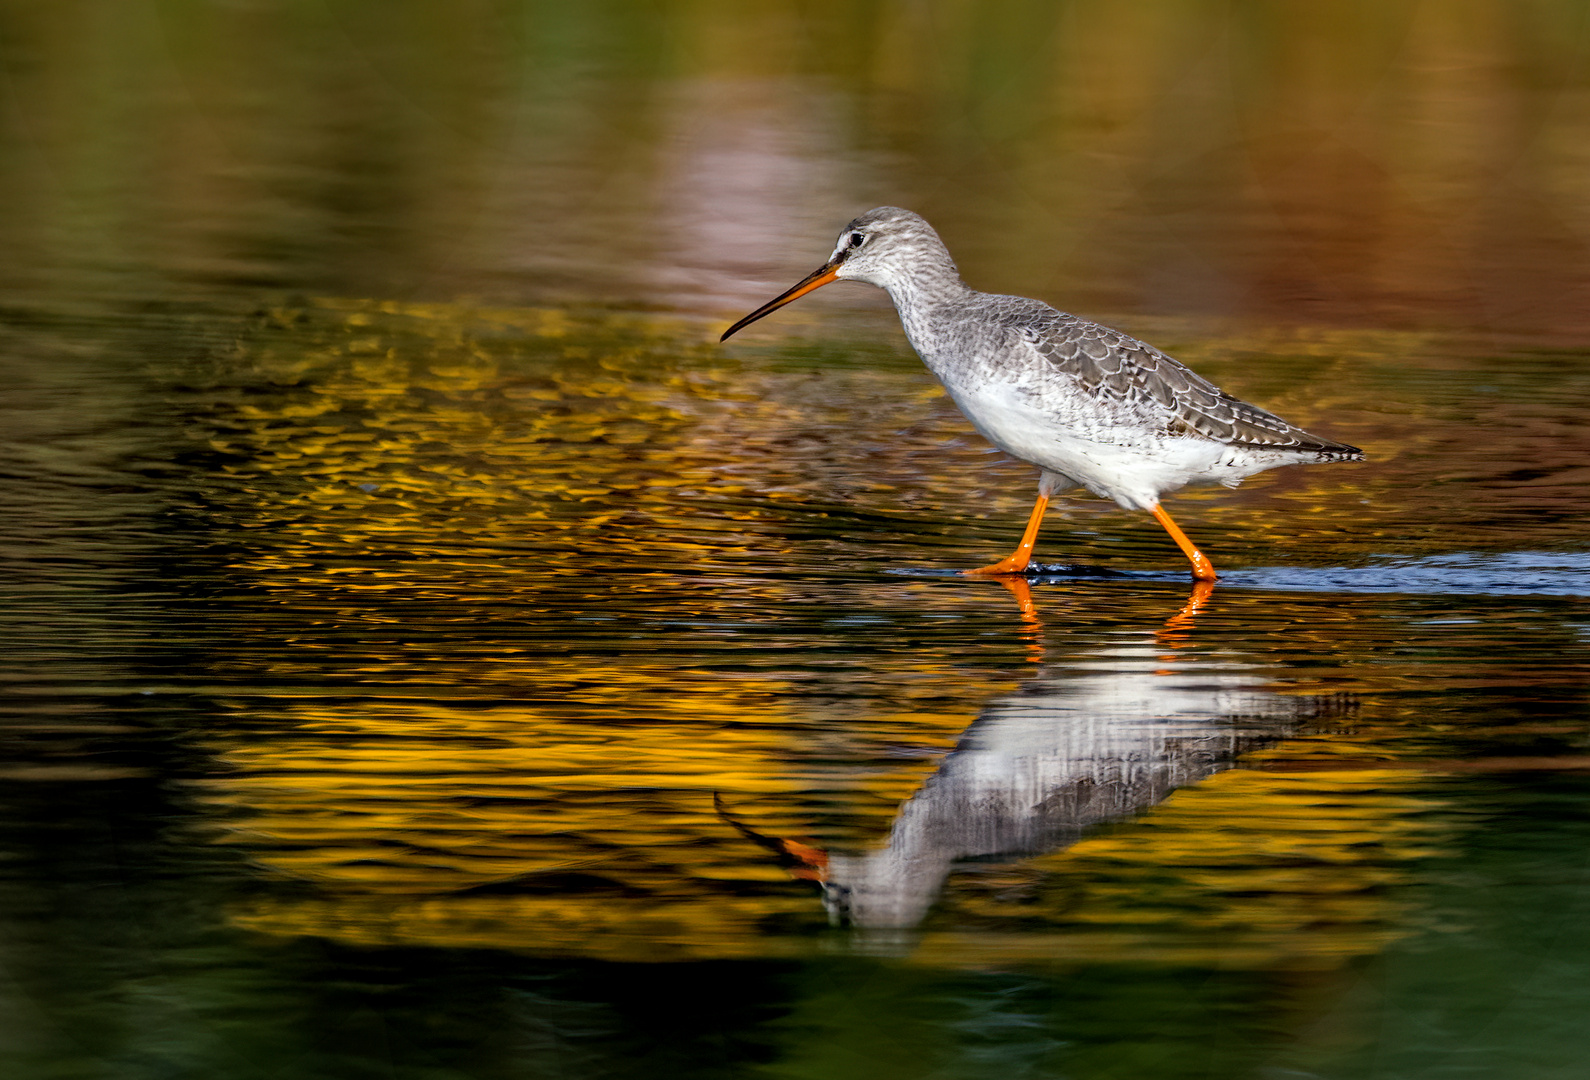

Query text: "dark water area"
[3, 5, 1590, 1079]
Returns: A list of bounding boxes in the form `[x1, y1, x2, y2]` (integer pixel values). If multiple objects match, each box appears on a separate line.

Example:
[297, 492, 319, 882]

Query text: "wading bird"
[720, 207, 1362, 580]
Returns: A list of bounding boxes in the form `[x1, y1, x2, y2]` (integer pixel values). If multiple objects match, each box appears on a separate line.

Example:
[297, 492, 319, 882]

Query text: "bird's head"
[720, 207, 956, 341]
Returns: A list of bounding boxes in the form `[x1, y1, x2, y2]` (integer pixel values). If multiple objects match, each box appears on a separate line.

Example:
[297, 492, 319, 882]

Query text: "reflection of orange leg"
[963, 494, 1049, 576]
[995, 576, 1040, 626]
[1161, 578, 1216, 636]
[993, 576, 1045, 663]
[1149, 504, 1217, 581]
[1155, 579, 1216, 662]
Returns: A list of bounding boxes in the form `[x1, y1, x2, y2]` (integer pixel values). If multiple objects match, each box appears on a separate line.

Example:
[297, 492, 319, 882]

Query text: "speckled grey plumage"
[724, 206, 1362, 516]
[848, 208, 1356, 446]
[826, 207, 1361, 510]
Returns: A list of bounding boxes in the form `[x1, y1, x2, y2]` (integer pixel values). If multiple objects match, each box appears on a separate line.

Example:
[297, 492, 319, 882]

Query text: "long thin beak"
[720, 259, 843, 342]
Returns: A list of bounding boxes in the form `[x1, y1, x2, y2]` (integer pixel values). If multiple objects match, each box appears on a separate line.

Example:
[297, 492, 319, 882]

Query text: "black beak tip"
[717, 259, 840, 345]
[720, 316, 755, 343]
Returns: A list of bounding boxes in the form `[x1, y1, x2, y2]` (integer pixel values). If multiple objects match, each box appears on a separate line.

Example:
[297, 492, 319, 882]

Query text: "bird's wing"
[1017, 313, 1361, 457]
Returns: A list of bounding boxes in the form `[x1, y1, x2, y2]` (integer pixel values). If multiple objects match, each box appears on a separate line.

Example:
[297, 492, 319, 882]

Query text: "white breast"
[942, 375, 1247, 510]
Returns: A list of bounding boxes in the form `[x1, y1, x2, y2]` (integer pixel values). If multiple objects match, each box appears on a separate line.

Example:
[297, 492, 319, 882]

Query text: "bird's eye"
[848, 232, 865, 248]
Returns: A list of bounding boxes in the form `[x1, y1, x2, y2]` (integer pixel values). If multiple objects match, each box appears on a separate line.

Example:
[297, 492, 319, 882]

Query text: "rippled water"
[3, 4, 1590, 1078]
[3, 296, 1587, 1077]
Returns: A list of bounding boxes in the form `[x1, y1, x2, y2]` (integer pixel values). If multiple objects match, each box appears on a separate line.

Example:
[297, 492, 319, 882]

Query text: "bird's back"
[922, 292, 1362, 461]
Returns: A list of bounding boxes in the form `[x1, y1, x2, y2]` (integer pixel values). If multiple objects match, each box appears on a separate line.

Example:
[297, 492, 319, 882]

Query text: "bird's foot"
[961, 558, 1032, 577]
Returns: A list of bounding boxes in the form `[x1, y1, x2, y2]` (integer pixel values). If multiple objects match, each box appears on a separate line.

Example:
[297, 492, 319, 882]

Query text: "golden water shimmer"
[190, 299, 1590, 577]
[172, 299, 1587, 967]
[208, 625, 1445, 965]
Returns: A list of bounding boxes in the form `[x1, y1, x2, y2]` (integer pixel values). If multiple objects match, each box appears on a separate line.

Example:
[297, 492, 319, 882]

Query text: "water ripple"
[1227, 551, 1590, 597]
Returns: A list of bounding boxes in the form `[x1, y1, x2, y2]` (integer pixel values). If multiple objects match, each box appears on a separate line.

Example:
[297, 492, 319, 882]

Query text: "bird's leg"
[1149, 504, 1217, 581]
[963, 493, 1049, 576]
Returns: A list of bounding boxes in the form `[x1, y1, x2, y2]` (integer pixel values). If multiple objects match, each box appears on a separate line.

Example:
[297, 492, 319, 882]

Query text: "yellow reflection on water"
[201, 298, 1014, 590]
[211, 690, 1444, 965]
[931, 767, 1442, 968]
[181, 299, 1572, 967]
[198, 298, 1590, 589]
[207, 689, 975, 960]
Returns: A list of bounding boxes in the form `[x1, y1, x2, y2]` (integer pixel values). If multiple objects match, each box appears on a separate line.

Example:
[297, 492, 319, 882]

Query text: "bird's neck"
[883, 262, 973, 341]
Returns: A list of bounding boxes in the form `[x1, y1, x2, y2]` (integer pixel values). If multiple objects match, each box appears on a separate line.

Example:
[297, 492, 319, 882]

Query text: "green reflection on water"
[4, 2, 1590, 333]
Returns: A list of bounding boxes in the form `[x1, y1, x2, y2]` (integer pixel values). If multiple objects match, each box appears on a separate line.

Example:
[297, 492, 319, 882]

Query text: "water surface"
[2, 5, 1590, 1079]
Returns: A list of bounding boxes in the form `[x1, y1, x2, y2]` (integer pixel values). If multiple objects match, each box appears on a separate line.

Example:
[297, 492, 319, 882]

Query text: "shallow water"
[3, 5, 1590, 1079]
[3, 297, 1588, 1078]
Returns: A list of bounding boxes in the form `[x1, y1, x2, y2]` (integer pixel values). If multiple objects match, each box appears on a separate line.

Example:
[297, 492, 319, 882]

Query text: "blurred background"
[4, 0, 1590, 338]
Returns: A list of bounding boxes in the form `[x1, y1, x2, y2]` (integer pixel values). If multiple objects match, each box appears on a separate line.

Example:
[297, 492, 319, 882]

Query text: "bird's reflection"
[994, 575, 1216, 661]
[724, 581, 1327, 929]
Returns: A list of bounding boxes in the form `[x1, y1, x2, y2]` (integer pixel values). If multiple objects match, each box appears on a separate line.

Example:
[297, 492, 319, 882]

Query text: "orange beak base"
[720, 260, 843, 342]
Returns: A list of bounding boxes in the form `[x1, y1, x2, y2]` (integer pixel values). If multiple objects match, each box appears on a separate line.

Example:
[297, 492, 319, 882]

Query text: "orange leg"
[963, 494, 1049, 576]
[1149, 504, 1217, 581]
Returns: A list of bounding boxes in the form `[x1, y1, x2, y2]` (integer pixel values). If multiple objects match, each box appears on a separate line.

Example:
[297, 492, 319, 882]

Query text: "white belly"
[943, 378, 1275, 511]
